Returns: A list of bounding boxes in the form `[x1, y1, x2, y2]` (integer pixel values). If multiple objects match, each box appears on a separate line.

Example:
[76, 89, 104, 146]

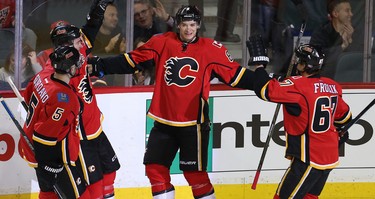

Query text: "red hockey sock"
[103, 172, 116, 198]
[87, 179, 104, 199]
[304, 193, 319, 199]
[78, 189, 91, 199]
[145, 164, 174, 194]
[39, 191, 58, 199]
[183, 171, 214, 198]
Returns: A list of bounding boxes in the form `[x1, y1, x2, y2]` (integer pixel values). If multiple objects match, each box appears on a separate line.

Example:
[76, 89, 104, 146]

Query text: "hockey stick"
[6, 76, 28, 111]
[0, 95, 34, 151]
[1, 91, 67, 199]
[340, 98, 375, 136]
[251, 21, 306, 190]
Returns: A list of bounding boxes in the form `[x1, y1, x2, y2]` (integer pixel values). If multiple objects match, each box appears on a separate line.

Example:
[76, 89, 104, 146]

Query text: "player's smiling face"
[178, 20, 199, 42]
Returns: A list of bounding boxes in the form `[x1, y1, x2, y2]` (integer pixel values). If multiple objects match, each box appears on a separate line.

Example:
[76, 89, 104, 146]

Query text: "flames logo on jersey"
[78, 73, 94, 104]
[164, 57, 199, 87]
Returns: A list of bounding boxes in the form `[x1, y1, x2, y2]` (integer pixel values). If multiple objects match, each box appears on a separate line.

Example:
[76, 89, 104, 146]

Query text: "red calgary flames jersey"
[20, 70, 81, 167]
[129, 32, 248, 126]
[259, 75, 352, 169]
[43, 34, 103, 140]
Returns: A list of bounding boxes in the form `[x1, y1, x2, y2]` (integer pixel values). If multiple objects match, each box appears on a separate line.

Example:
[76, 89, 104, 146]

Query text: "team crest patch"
[76, 177, 82, 185]
[88, 165, 96, 173]
[57, 93, 69, 102]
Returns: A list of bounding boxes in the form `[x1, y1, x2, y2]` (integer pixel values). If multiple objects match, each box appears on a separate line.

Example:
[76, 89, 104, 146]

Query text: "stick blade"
[251, 170, 261, 190]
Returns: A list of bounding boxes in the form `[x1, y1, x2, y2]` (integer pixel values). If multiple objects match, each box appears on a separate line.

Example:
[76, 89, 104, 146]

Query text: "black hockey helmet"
[295, 44, 325, 73]
[175, 5, 201, 25]
[49, 46, 80, 75]
[50, 24, 81, 47]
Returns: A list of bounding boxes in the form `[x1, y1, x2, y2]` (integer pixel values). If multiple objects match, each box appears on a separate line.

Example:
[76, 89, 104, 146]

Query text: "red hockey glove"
[246, 35, 269, 68]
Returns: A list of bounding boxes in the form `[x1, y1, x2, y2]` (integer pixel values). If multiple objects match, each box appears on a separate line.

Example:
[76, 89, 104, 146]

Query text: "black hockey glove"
[87, 0, 114, 25]
[38, 162, 64, 174]
[246, 35, 269, 67]
[87, 56, 105, 78]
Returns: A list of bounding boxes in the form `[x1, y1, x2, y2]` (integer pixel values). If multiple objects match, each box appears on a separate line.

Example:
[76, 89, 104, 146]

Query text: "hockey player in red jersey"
[248, 35, 352, 199]
[19, 46, 90, 199]
[40, 1, 120, 198]
[88, 5, 260, 199]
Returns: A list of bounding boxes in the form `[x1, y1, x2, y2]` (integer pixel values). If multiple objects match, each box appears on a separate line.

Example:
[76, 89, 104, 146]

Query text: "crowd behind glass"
[0, 0, 374, 90]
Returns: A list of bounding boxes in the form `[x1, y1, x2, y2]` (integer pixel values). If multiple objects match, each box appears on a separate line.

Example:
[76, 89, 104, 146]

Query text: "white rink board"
[0, 89, 374, 194]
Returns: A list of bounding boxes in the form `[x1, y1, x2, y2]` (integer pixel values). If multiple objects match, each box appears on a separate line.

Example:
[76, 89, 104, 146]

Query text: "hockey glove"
[246, 35, 269, 67]
[87, 0, 114, 25]
[38, 162, 64, 174]
[337, 127, 349, 147]
[87, 56, 105, 78]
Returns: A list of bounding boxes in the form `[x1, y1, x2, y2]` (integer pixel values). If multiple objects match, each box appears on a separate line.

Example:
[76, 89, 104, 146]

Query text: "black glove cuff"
[39, 163, 63, 174]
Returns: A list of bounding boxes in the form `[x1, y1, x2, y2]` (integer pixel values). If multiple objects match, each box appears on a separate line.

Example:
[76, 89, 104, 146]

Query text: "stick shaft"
[6, 76, 28, 111]
[251, 22, 306, 190]
[0, 95, 34, 151]
[341, 98, 375, 135]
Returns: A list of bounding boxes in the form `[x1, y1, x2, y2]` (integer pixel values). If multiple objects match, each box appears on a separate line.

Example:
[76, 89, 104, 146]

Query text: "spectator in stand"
[0, 43, 42, 88]
[214, 0, 241, 42]
[133, 0, 174, 42]
[93, 3, 125, 55]
[132, 36, 155, 85]
[0, 0, 38, 49]
[92, 2, 126, 86]
[309, 0, 354, 79]
[256, 0, 279, 50]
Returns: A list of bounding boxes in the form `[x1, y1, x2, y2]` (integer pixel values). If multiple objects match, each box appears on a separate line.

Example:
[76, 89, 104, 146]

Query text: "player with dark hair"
[40, 0, 120, 198]
[248, 35, 352, 198]
[88, 5, 261, 199]
[19, 46, 89, 199]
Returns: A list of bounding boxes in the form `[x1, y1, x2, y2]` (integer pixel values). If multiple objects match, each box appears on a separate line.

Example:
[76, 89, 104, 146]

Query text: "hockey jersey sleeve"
[253, 67, 301, 103]
[333, 90, 352, 127]
[99, 34, 162, 74]
[205, 40, 255, 90]
[81, 0, 113, 53]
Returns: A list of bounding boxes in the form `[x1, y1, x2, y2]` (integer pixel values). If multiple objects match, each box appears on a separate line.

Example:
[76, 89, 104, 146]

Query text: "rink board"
[0, 88, 374, 198]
